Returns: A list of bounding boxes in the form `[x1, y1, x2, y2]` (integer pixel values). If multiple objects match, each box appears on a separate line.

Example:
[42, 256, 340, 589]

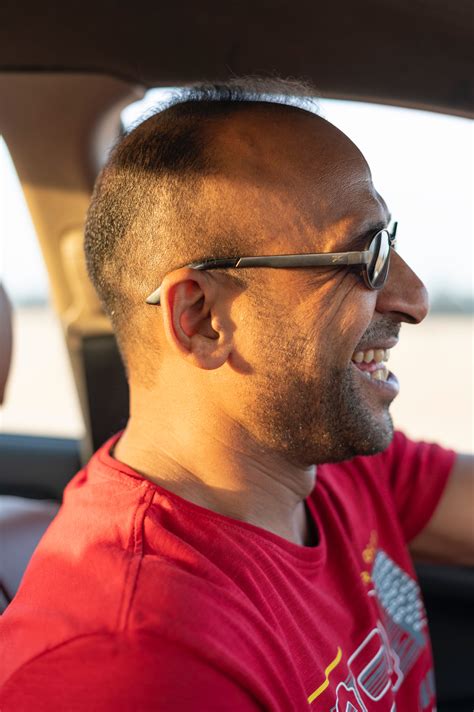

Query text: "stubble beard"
[250, 356, 394, 466]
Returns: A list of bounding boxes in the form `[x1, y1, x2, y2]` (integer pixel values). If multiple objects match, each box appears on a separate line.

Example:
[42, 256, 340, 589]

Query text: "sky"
[1, 94, 473, 306]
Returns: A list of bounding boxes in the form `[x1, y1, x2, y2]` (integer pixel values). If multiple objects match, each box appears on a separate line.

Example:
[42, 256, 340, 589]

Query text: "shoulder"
[319, 431, 457, 544]
[129, 553, 259, 650]
[0, 631, 263, 711]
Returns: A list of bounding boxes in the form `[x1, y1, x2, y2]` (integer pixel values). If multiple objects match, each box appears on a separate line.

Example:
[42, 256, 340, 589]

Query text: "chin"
[317, 412, 395, 465]
[285, 405, 395, 466]
[252, 362, 395, 466]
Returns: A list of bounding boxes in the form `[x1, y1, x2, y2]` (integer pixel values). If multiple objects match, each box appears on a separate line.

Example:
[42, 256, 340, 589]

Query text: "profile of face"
[154, 106, 429, 467]
[202, 109, 429, 466]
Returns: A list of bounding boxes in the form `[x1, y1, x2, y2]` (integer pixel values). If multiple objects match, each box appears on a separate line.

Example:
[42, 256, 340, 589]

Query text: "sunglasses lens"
[367, 230, 390, 288]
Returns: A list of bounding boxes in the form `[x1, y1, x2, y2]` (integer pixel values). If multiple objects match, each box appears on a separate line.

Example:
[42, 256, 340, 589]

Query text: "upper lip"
[353, 338, 399, 352]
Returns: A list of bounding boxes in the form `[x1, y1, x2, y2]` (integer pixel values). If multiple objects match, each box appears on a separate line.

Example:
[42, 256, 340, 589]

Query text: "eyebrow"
[344, 217, 392, 251]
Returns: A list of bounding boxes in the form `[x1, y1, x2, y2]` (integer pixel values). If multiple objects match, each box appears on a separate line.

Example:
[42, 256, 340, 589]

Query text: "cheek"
[231, 302, 305, 379]
[230, 277, 376, 374]
[346, 288, 378, 338]
[228, 296, 280, 373]
[335, 303, 372, 350]
[299, 281, 376, 359]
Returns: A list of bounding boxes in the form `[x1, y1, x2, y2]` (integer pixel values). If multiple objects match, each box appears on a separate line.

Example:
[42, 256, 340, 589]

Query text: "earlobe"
[189, 322, 233, 370]
[160, 269, 233, 370]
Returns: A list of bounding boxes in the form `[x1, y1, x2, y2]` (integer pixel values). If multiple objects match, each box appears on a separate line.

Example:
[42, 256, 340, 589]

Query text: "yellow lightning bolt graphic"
[307, 646, 343, 704]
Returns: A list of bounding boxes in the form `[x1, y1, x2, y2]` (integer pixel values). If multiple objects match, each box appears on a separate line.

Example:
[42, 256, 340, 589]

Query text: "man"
[0, 78, 472, 710]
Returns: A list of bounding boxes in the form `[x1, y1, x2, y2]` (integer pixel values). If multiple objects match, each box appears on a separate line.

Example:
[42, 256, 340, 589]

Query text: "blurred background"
[1, 94, 473, 452]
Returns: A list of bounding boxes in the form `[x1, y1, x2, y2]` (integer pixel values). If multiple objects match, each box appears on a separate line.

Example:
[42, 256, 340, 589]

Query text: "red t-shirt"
[0, 431, 455, 711]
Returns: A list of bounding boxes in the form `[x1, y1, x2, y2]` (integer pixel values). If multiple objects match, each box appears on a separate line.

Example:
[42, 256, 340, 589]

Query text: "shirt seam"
[0, 631, 121, 690]
[151, 492, 323, 566]
[115, 483, 156, 632]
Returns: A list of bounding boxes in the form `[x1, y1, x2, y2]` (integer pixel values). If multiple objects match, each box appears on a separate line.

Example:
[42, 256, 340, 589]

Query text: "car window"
[0, 137, 84, 438]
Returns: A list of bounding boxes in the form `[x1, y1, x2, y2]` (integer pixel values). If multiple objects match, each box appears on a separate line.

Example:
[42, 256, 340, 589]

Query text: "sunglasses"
[145, 222, 398, 305]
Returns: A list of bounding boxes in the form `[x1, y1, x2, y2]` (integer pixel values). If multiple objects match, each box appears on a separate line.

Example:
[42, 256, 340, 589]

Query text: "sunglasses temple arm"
[146, 286, 162, 305]
[145, 258, 241, 305]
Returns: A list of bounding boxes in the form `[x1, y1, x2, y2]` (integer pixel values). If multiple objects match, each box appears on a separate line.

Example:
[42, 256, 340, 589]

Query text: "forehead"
[211, 105, 389, 252]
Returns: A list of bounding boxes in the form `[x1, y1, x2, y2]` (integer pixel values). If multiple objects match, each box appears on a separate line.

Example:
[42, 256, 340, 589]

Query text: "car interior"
[0, 1, 472, 709]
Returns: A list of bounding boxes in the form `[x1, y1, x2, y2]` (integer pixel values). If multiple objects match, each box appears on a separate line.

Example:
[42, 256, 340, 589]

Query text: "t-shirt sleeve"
[0, 631, 264, 712]
[382, 430, 457, 543]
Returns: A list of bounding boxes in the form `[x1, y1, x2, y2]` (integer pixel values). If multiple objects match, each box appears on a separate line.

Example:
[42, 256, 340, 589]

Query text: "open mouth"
[351, 348, 391, 383]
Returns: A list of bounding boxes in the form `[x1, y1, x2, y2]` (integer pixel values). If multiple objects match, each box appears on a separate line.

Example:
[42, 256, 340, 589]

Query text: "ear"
[159, 268, 233, 369]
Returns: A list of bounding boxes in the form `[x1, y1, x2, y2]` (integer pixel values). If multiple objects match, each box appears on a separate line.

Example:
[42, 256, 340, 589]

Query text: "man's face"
[215, 107, 428, 465]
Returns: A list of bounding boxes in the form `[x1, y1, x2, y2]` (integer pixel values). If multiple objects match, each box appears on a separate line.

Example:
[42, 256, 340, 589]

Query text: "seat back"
[0, 495, 59, 612]
[61, 228, 129, 456]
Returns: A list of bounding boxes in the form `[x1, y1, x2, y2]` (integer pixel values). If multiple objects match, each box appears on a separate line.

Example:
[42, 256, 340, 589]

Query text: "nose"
[375, 250, 429, 324]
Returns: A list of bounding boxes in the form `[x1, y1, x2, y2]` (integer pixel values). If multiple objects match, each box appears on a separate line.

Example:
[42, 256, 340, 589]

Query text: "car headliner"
[0, 0, 473, 116]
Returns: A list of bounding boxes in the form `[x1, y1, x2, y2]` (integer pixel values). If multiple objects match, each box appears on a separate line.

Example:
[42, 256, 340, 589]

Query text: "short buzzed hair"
[84, 77, 320, 378]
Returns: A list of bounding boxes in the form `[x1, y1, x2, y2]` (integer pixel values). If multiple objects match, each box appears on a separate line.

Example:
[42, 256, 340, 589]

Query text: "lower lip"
[351, 362, 400, 397]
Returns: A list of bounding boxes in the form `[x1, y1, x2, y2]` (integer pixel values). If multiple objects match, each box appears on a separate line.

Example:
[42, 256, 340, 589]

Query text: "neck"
[113, 387, 318, 547]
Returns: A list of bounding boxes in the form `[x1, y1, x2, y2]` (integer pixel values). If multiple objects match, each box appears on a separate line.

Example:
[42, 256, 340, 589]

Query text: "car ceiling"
[0, 0, 473, 116]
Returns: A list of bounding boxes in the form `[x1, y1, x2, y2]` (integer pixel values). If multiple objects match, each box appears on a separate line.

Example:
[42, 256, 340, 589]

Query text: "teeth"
[372, 368, 389, 382]
[352, 348, 391, 363]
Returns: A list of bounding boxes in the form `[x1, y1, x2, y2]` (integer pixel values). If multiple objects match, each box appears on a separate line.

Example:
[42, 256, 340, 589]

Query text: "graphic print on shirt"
[307, 543, 435, 711]
[326, 622, 401, 712]
[370, 550, 428, 685]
